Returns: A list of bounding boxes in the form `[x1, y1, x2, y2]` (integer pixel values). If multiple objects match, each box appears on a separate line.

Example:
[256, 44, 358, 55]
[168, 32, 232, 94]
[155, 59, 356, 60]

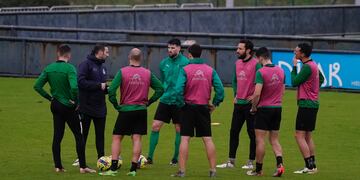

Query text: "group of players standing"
[34, 38, 323, 177]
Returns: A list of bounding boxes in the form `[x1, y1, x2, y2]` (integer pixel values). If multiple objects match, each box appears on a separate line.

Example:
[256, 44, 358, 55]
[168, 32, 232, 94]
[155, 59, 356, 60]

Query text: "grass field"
[0, 77, 359, 180]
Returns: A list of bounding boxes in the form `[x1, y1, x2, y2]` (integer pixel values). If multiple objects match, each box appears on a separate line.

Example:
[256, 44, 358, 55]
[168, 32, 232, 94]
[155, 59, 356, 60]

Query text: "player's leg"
[128, 134, 141, 176]
[93, 116, 106, 159]
[217, 104, 244, 168]
[203, 137, 216, 177]
[148, 103, 170, 163]
[66, 108, 95, 173]
[71, 113, 91, 166]
[294, 107, 315, 173]
[244, 104, 256, 169]
[50, 99, 66, 171]
[171, 106, 182, 165]
[269, 131, 284, 177]
[178, 136, 190, 175]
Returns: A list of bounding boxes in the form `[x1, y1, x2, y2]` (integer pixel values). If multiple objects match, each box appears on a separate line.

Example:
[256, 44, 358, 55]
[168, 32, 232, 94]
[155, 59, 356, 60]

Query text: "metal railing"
[133, 3, 179, 9]
[0, 6, 49, 12]
[180, 3, 214, 8]
[49, 5, 94, 11]
[94, 5, 132, 10]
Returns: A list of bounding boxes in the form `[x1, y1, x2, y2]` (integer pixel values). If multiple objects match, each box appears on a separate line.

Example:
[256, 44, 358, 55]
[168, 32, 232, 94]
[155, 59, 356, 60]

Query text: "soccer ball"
[97, 156, 111, 171]
[137, 155, 148, 169]
[97, 156, 123, 171]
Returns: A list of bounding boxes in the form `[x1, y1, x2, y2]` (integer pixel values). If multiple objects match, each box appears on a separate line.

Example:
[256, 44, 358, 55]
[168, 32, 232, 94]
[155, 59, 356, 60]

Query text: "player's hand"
[246, 95, 255, 103]
[233, 97, 237, 104]
[250, 107, 257, 115]
[293, 56, 299, 66]
[208, 104, 216, 113]
[101, 83, 107, 91]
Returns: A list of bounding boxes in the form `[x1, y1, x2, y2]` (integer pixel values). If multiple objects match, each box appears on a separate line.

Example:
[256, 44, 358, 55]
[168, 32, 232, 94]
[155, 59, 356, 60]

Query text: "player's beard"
[237, 53, 246, 60]
[169, 53, 178, 59]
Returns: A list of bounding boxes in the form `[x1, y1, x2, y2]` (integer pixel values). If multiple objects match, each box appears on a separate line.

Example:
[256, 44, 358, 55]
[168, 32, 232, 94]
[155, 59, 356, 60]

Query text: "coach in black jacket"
[74, 44, 109, 165]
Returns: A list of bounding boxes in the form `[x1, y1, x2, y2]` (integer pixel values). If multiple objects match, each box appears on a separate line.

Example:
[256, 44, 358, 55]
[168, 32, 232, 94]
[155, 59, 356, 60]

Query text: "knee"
[152, 122, 162, 131]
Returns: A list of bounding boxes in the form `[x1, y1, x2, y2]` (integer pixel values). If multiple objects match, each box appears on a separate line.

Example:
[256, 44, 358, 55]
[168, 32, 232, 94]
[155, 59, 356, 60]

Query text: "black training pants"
[50, 99, 86, 168]
[229, 104, 256, 160]
[80, 113, 106, 159]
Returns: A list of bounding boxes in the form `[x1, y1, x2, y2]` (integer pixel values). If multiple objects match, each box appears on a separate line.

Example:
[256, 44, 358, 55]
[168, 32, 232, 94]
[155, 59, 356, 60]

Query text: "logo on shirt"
[130, 74, 144, 85]
[193, 70, 207, 81]
[269, 74, 281, 86]
[237, 70, 247, 80]
[102, 68, 106, 75]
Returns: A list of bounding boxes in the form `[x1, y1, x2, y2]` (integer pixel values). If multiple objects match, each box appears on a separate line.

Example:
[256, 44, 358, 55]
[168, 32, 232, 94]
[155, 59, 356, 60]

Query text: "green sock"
[172, 132, 181, 161]
[148, 131, 159, 159]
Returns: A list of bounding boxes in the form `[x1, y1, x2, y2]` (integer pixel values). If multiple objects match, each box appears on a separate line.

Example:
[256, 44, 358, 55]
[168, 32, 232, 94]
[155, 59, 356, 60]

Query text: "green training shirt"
[159, 53, 189, 105]
[33, 61, 78, 108]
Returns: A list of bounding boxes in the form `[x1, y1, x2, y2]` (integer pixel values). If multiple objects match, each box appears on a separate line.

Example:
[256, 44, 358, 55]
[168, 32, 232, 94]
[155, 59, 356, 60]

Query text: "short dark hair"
[168, 38, 181, 46]
[297, 43, 312, 57]
[91, 44, 107, 55]
[57, 44, 71, 56]
[188, 44, 202, 58]
[239, 39, 254, 53]
[256, 47, 271, 60]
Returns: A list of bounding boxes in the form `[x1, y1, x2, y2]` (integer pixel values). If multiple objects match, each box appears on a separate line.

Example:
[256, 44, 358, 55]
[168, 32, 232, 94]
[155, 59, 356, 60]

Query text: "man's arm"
[174, 68, 187, 107]
[251, 71, 264, 113]
[33, 71, 52, 101]
[68, 66, 78, 104]
[212, 70, 225, 107]
[232, 65, 237, 97]
[148, 73, 164, 106]
[77, 62, 102, 91]
[108, 70, 122, 110]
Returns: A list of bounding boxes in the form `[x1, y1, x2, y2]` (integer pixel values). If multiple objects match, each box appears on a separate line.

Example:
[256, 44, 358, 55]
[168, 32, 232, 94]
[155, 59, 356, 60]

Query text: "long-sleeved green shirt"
[33, 61, 78, 107]
[108, 68, 163, 112]
[159, 53, 189, 105]
[175, 58, 224, 107]
[291, 63, 324, 108]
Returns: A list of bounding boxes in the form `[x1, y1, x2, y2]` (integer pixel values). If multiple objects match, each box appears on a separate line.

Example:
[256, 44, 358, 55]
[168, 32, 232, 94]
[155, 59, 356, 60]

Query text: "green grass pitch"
[0, 77, 359, 179]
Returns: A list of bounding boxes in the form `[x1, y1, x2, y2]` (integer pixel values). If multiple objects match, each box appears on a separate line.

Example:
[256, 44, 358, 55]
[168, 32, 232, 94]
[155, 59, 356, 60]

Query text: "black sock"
[276, 156, 283, 166]
[304, 157, 313, 169]
[111, 160, 118, 171]
[130, 162, 137, 172]
[310, 155, 316, 168]
[255, 163, 263, 172]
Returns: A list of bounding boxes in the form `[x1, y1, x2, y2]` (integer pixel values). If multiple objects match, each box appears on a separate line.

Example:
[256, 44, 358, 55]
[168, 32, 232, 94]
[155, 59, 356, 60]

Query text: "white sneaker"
[216, 161, 235, 168]
[241, 160, 254, 169]
[293, 167, 318, 174]
[72, 159, 79, 166]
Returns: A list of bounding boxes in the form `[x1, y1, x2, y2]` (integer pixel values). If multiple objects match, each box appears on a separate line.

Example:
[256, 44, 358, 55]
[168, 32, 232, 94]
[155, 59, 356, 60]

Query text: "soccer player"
[217, 40, 261, 169]
[172, 44, 224, 177]
[72, 44, 109, 166]
[99, 48, 163, 176]
[147, 38, 189, 165]
[292, 43, 324, 174]
[246, 47, 285, 177]
[33, 44, 96, 174]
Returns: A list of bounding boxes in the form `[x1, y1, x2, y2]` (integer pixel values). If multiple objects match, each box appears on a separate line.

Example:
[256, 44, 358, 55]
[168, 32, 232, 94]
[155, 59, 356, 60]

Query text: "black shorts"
[255, 108, 282, 131]
[113, 110, 147, 135]
[154, 102, 181, 124]
[180, 105, 211, 137]
[296, 107, 318, 131]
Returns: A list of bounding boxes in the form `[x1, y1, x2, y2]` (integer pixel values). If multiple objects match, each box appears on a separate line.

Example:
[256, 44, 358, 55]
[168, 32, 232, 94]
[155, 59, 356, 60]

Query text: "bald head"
[129, 48, 142, 62]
